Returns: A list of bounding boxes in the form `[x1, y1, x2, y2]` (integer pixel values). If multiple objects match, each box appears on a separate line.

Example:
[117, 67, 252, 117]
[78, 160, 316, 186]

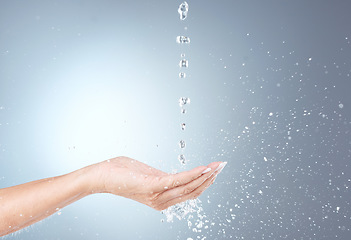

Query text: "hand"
[89, 157, 226, 211]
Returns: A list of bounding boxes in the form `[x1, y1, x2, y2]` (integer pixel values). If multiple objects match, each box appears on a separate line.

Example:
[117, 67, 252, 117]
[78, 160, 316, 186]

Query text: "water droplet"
[179, 59, 189, 68]
[181, 53, 186, 57]
[178, 1, 189, 20]
[179, 72, 186, 78]
[181, 123, 186, 130]
[181, 108, 187, 114]
[339, 103, 344, 109]
[178, 154, 186, 165]
[177, 36, 191, 44]
[269, 112, 273, 116]
[179, 140, 186, 149]
[179, 97, 191, 107]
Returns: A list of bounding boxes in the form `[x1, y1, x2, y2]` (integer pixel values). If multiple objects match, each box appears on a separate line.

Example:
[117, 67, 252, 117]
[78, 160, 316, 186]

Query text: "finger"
[157, 173, 217, 210]
[154, 162, 221, 192]
[156, 162, 227, 210]
[208, 175, 217, 185]
[155, 162, 222, 203]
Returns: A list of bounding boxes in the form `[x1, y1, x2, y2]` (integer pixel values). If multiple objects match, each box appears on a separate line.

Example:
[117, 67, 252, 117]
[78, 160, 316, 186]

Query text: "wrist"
[72, 164, 99, 196]
[76, 161, 109, 195]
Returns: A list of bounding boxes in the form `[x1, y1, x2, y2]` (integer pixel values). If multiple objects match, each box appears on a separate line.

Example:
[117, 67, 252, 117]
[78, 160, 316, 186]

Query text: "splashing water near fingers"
[162, 199, 203, 222]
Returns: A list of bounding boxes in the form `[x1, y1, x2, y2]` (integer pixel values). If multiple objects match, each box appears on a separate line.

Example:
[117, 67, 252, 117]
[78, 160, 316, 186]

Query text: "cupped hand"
[89, 157, 226, 211]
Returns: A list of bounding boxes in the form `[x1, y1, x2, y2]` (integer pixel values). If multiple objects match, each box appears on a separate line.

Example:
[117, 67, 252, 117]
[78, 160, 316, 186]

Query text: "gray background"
[1, 0, 351, 239]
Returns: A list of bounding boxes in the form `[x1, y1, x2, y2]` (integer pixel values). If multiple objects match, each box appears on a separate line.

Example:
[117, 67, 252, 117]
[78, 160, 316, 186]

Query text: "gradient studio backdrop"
[1, 0, 351, 239]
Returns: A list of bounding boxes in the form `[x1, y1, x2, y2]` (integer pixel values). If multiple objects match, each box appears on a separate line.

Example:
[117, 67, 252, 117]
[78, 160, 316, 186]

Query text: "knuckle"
[168, 176, 179, 188]
[149, 193, 159, 202]
[181, 187, 193, 196]
[148, 193, 166, 209]
[172, 180, 180, 188]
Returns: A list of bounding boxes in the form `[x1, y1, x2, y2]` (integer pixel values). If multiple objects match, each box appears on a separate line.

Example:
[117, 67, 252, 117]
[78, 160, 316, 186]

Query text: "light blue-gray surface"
[1, 0, 350, 239]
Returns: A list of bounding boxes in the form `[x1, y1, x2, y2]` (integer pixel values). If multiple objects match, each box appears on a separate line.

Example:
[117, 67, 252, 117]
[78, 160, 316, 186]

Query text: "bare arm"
[0, 166, 91, 236]
[0, 156, 226, 236]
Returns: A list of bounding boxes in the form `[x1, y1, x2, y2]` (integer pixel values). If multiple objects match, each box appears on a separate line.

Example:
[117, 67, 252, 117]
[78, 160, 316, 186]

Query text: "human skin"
[0, 156, 226, 236]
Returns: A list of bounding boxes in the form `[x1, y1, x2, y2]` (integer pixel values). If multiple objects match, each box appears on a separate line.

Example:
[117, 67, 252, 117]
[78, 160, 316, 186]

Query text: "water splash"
[179, 72, 186, 78]
[178, 154, 186, 165]
[178, 1, 189, 20]
[163, 2, 209, 236]
[162, 199, 202, 222]
[179, 140, 186, 149]
[179, 97, 191, 107]
[177, 36, 191, 44]
[179, 59, 189, 68]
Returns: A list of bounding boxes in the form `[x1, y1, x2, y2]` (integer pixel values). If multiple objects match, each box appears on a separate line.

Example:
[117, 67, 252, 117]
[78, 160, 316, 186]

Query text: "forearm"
[0, 166, 93, 236]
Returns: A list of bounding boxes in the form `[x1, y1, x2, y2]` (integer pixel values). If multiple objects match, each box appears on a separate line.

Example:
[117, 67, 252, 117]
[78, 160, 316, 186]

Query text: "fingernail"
[215, 162, 227, 173]
[202, 168, 212, 174]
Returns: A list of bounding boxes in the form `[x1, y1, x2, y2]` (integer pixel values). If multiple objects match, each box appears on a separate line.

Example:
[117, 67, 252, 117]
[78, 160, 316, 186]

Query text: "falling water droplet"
[179, 72, 186, 78]
[179, 140, 186, 149]
[181, 108, 187, 114]
[178, 154, 186, 165]
[177, 36, 191, 44]
[178, 1, 189, 20]
[181, 123, 186, 130]
[179, 59, 189, 68]
[339, 103, 344, 109]
[179, 97, 191, 107]
[181, 53, 186, 57]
